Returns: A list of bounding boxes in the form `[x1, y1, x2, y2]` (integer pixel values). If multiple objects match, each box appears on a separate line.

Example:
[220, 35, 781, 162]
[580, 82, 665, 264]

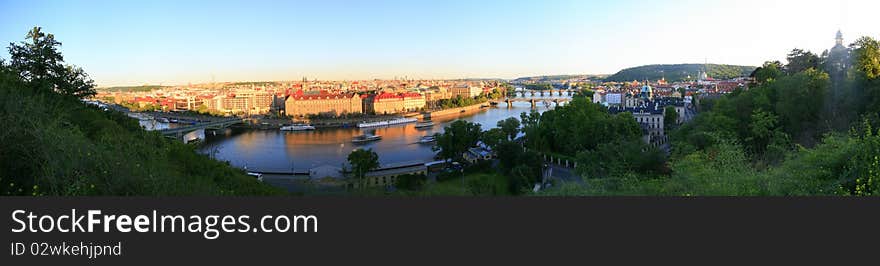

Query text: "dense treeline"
[542, 36, 880, 196]
[605, 64, 756, 82]
[0, 27, 283, 196]
[520, 97, 668, 179]
[433, 88, 503, 109]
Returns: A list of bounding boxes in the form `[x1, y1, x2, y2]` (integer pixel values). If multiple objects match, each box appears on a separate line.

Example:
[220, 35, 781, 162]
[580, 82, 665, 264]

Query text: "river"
[194, 92, 569, 172]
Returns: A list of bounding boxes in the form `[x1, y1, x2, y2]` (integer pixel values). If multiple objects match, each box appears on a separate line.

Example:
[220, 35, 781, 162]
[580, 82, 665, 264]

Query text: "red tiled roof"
[288, 89, 356, 100]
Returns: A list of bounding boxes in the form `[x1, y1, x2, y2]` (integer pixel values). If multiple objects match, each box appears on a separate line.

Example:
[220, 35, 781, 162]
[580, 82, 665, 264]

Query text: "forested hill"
[604, 64, 756, 82]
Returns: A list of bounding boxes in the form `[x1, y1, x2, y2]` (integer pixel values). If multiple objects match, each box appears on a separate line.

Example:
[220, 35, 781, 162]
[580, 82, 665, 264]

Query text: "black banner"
[1, 197, 877, 265]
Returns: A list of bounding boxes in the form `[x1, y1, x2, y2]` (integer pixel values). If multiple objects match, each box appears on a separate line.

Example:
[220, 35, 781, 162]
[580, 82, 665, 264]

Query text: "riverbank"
[235, 102, 490, 129]
[423, 102, 489, 119]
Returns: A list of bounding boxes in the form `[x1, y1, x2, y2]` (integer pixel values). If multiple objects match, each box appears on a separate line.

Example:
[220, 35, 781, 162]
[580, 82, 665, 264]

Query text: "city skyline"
[2, 0, 879, 86]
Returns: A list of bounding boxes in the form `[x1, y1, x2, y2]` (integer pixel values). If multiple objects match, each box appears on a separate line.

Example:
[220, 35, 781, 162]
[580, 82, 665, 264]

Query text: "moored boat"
[280, 124, 316, 131]
[352, 134, 382, 143]
[414, 120, 434, 129]
[418, 135, 436, 144]
[357, 118, 417, 128]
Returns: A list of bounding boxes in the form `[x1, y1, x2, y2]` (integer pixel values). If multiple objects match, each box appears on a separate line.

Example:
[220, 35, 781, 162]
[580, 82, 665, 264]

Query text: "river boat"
[357, 118, 417, 128]
[352, 134, 382, 143]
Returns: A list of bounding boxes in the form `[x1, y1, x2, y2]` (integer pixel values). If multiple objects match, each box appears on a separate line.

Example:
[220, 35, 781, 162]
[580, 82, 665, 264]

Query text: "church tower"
[828, 30, 850, 74]
[835, 30, 844, 47]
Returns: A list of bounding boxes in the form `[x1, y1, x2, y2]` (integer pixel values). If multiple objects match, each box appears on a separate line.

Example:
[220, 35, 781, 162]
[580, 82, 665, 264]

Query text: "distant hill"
[604, 64, 756, 82]
[513, 74, 608, 83]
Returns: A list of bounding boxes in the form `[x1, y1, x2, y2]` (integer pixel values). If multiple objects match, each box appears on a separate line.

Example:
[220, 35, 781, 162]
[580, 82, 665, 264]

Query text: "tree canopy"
[433, 120, 482, 162]
[7, 26, 96, 98]
[347, 148, 380, 182]
[605, 64, 756, 82]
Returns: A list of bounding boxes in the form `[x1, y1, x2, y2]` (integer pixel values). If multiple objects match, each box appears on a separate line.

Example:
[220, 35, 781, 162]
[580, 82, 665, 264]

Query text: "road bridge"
[489, 97, 572, 108]
[158, 118, 244, 141]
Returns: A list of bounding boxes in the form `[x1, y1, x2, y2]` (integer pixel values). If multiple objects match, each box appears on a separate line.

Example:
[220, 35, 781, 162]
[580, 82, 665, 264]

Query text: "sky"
[1, 0, 879, 86]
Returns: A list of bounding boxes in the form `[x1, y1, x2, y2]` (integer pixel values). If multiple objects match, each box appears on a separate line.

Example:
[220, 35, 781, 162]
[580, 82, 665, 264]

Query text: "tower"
[835, 30, 844, 47]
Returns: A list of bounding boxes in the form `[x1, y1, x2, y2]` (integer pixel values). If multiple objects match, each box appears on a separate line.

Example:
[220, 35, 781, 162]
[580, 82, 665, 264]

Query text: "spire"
[835, 30, 844, 46]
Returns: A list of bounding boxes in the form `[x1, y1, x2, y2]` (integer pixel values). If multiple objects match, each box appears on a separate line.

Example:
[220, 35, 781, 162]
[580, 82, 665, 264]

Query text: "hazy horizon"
[2, 0, 879, 87]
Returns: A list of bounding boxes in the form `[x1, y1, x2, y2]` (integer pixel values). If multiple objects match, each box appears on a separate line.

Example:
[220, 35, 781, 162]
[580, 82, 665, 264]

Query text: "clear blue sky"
[1, 0, 878, 86]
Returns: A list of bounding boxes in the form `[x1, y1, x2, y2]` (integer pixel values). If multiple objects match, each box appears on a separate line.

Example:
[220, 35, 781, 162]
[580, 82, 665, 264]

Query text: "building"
[284, 90, 362, 117]
[610, 103, 667, 147]
[450, 85, 482, 98]
[463, 146, 494, 164]
[221, 93, 251, 114]
[364, 92, 405, 115]
[363, 92, 425, 114]
[351, 164, 428, 189]
[401, 92, 426, 112]
[172, 96, 199, 111]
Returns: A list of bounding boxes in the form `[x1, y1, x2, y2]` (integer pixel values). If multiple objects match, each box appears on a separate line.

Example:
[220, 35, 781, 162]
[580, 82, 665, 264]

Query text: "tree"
[433, 120, 482, 162]
[785, 48, 819, 74]
[851, 36, 880, 80]
[576, 139, 666, 179]
[746, 109, 779, 152]
[7, 26, 96, 98]
[480, 128, 507, 149]
[520, 97, 641, 156]
[664, 106, 678, 129]
[494, 141, 524, 174]
[496, 117, 520, 141]
[347, 148, 379, 187]
[752, 61, 783, 84]
[772, 69, 829, 144]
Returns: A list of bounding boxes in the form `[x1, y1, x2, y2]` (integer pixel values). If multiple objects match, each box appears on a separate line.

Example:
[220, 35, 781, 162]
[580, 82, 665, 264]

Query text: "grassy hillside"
[0, 73, 284, 196]
[605, 64, 756, 82]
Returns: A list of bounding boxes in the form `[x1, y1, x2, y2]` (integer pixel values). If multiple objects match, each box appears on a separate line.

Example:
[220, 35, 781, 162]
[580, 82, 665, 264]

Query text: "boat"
[280, 124, 316, 131]
[357, 118, 418, 128]
[418, 135, 436, 144]
[352, 134, 382, 143]
[169, 118, 179, 123]
[414, 121, 434, 129]
[246, 172, 264, 182]
[157, 117, 170, 123]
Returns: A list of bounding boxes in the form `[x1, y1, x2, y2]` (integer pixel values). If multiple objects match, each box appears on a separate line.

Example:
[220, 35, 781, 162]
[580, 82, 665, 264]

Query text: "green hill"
[604, 64, 756, 82]
[0, 79, 285, 196]
[0, 27, 283, 196]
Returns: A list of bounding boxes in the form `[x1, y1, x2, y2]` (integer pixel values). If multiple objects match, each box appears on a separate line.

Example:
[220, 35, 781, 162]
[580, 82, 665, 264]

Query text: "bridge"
[490, 97, 572, 108]
[512, 89, 577, 97]
[158, 118, 244, 141]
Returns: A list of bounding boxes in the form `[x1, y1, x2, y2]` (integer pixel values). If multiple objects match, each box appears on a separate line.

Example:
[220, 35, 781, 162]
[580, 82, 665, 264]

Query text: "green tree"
[7, 26, 95, 98]
[785, 48, 819, 74]
[480, 128, 507, 149]
[347, 148, 379, 187]
[851, 36, 880, 79]
[772, 69, 829, 144]
[494, 141, 524, 174]
[433, 120, 482, 162]
[521, 97, 641, 156]
[664, 106, 678, 129]
[752, 61, 783, 84]
[496, 117, 521, 141]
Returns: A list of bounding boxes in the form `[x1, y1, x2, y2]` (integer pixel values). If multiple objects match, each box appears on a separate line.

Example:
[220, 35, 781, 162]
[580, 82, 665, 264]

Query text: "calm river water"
[195, 92, 568, 172]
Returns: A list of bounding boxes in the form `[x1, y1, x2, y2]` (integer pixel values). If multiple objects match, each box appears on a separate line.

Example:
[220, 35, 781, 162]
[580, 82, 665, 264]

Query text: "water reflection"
[199, 94, 567, 172]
